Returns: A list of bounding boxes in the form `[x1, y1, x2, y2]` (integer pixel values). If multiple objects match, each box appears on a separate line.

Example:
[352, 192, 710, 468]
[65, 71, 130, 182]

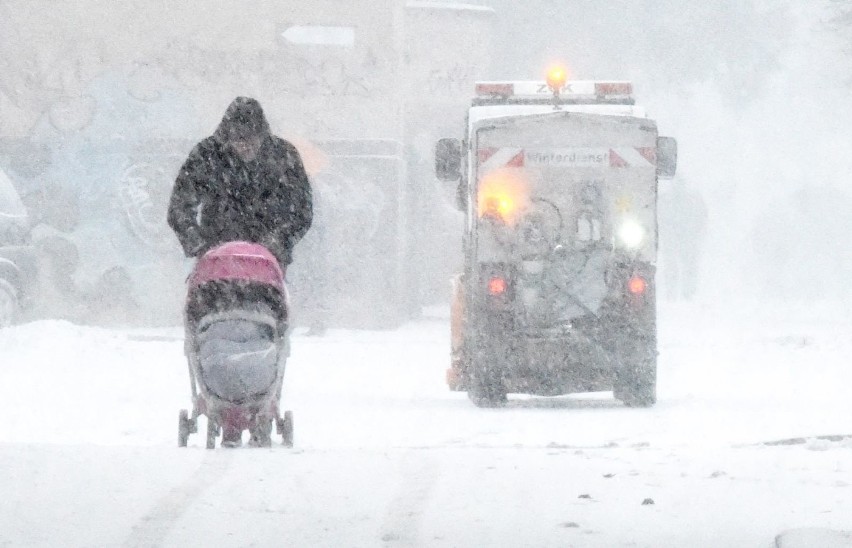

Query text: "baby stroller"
[178, 242, 293, 448]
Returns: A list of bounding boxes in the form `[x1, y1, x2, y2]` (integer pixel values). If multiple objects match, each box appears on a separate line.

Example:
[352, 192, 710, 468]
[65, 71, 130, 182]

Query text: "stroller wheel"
[206, 418, 219, 450]
[178, 409, 191, 447]
[249, 417, 272, 448]
[278, 410, 294, 448]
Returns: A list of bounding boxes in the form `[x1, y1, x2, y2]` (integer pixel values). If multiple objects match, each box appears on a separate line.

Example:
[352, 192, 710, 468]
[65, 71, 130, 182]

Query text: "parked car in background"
[0, 167, 37, 326]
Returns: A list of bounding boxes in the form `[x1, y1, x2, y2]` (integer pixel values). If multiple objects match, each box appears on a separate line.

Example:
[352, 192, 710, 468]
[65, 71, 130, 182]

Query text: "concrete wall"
[0, 1, 406, 140]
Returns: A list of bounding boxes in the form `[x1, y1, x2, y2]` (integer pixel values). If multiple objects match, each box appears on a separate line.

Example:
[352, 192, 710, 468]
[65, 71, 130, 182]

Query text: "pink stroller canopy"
[189, 242, 284, 292]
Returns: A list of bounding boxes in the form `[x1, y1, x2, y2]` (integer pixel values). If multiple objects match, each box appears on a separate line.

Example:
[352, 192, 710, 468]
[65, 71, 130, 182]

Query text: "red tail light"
[488, 276, 508, 295]
[627, 276, 647, 295]
[595, 82, 633, 96]
[476, 83, 514, 97]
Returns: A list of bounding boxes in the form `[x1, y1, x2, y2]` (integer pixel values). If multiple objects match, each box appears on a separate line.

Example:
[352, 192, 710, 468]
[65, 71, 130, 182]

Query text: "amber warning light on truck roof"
[546, 65, 568, 92]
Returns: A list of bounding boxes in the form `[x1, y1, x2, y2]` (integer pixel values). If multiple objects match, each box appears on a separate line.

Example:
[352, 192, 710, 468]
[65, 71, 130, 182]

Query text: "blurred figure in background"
[658, 176, 708, 300]
[291, 171, 334, 336]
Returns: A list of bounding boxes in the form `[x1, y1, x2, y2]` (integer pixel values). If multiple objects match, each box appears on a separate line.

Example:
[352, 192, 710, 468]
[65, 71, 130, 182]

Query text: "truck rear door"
[472, 111, 659, 262]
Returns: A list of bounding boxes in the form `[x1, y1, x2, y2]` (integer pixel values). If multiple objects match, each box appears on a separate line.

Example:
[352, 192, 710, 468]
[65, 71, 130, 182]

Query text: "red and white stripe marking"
[477, 147, 525, 172]
[608, 147, 656, 168]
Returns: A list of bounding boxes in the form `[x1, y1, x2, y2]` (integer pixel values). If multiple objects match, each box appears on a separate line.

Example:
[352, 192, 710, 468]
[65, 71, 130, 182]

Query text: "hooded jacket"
[167, 97, 312, 265]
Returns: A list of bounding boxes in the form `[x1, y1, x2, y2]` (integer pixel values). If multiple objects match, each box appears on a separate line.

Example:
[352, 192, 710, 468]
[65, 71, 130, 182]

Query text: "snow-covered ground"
[2, 299, 852, 547]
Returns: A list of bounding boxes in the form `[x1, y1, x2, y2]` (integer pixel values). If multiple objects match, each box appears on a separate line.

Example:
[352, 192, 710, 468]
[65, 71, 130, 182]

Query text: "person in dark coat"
[167, 97, 312, 268]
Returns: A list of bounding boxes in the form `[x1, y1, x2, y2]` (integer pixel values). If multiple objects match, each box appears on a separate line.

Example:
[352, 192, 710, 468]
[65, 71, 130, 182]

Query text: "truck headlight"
[617, 219, 645, 249]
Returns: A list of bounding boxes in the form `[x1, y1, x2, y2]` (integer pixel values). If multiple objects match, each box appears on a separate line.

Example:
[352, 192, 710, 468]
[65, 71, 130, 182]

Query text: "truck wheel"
[0, 280, 18, 328]
[614, 333, 657, 407]
[249, 417, 273, 448]
[467, 345, 507, 408]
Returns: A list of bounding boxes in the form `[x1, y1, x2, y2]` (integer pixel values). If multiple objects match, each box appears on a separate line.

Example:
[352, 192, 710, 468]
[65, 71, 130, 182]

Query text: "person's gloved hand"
[260, 233, 279, 252]
[182, 227, 206, 257]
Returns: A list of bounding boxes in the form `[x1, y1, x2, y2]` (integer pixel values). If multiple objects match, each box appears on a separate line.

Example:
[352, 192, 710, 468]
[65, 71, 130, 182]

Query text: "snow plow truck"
[437, 68, 677, 407]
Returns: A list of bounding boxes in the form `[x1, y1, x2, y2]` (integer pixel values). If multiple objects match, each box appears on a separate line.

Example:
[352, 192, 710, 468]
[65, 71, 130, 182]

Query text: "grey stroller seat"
[197, 312, 280, 403]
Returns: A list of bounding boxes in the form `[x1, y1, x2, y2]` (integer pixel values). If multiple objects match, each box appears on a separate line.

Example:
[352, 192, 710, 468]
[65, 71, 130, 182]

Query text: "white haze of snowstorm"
[3, 1, 852, 547]
[645, 3, 852, 305]
[486, 0, 852, 306]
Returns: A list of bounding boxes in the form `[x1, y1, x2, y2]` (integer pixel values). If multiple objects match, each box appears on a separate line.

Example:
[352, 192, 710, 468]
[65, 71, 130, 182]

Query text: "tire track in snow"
[379, 451, 440, 547]
[124, 451, 234, 548]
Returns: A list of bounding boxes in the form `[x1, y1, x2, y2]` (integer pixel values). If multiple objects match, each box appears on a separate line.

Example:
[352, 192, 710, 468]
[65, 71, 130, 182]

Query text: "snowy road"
[2, 301, 852, 547]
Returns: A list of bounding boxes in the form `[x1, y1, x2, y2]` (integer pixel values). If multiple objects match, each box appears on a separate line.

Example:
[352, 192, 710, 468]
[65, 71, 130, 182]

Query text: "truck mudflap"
[448, 273, 468, 391]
